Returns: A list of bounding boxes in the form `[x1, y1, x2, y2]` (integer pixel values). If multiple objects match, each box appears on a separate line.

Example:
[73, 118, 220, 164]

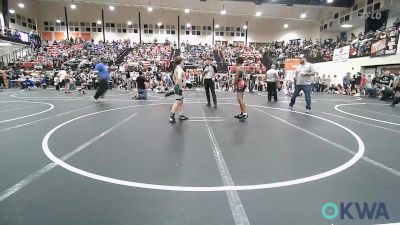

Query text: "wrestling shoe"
[234, 113, 243, 119]
[169, 116, 176, 123]
[239, 114, 248, 122]
[179, 115, 189, 121]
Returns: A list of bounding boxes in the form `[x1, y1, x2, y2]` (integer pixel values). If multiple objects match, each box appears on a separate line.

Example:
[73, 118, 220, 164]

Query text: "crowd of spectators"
[0, 38, 129, 91]
[260, 18, 400, 64]
[300, 69, 400, 105]
[0, 21, 399, 105]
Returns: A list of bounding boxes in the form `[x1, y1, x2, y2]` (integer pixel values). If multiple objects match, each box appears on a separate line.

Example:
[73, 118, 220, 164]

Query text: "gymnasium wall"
[7, 0, 38, 33]
[9, 0, 321, 44]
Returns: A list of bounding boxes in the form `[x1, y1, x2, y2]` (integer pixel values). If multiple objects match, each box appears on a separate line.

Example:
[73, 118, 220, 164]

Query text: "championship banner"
[384, 35, 398, 56]
[284, 58, 301, 71]
[371, 39, 386, 57]
[333, 46, 350, 62]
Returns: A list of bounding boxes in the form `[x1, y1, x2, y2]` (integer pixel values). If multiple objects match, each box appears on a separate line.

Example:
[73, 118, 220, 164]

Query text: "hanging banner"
[333, 46, 350, 62]
[383, 34, 398, 56]
[370, 39, 387, 57]
[41, 32, 53, 41]
[80, 33, 91, 41]
[54, 32, 65, 41]
[284, 58, 301, 71]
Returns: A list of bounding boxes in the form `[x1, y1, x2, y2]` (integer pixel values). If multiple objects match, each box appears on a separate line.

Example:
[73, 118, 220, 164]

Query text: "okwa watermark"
[322, 202, 390, 221]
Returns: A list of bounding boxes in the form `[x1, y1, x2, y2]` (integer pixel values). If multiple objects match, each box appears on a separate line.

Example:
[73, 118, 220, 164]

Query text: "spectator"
[354, 72, 362, 96]
[364, 76, 378, 98]
[135, 72, 147, 100]
[379, 70, 394, 87]
[0, 73, 5, 90]
[314, 73, 321, 92]
[360, 74, 368, 96]
[343, 72, 351, 95]
[379, 84, 395, 101]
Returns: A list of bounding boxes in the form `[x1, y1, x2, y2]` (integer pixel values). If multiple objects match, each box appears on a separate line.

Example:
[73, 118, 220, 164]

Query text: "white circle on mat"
[42, 102, 365, 192]
[335, 103, 400, 126]
[0, 101, 54, 124]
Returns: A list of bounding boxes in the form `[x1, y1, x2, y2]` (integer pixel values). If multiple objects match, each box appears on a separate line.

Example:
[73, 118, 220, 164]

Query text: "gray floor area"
[0, 88, 399, 225]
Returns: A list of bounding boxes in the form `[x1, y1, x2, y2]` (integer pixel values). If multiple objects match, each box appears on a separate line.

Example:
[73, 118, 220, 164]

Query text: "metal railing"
[0, 45, 34, 68]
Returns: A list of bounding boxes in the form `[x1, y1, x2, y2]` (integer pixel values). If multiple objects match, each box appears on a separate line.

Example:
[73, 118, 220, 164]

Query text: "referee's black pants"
[94, 79, 109, 100]
[204, 78, 217, 105]
[267, 82, 278, 101]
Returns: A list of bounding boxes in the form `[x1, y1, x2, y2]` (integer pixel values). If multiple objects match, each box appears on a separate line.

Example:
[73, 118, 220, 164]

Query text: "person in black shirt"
[378, 84, 395, 101]
[372, 76, 379, 86]
[379, 70, 394, 87]
[350, 75, 356, 93]
[135, 73, 147, 100]
[156, 72, 162, 86]
[355, 72, 362, 94]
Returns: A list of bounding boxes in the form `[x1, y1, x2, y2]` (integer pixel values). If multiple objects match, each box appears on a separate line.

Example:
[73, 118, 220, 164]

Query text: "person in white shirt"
[202, 59, 217, 108]
[289, 55, 316, 113]
[54, 76, 60, 91]
[265, 64, 279, 102]
[57, 69, 66, 81]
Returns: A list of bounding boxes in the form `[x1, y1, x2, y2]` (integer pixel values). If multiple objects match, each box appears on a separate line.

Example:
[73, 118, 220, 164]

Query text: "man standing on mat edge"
[289, 55, 316, 113]
[93, 59, 110, 103]
[202, 58, 218, 108]
[169, 56, 189, 123]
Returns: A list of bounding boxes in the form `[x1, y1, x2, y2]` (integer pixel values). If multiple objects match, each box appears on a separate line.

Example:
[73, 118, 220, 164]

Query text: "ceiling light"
[184, 9, 190, 14]
[300, 12, 307, 18]
[9, 9, 15, 14]
[215, 24, 220, 28]
[109, 5, 115, 10]
[127, 21, 132, 26]
[157, 22, 162, 27]
[186, 23, 191, 28]
[327, 0, 334, 3]
[243, 25, 248, 30]
[147, 6, 153, 12]
[255, 11, 262, 17]
[56, 19, 61, 23]
[341, 24, 353, 28]
[97, 20, 102, 25]
[220, 3, 226, 15]
[18, 3, 24, 8]
[70, 4, 76, 9]
[284, 24, 289, 28]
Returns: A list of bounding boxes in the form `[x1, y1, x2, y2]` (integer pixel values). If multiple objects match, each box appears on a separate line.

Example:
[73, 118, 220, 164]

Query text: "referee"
[202, 59, 217, 108]
[266, 65, 279, 102]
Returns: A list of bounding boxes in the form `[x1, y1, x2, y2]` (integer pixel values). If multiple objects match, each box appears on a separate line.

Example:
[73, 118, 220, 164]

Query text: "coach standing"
[289, 55, 316, 113]
[203, 59, 217, 108]
[92, 60, 110, 102]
